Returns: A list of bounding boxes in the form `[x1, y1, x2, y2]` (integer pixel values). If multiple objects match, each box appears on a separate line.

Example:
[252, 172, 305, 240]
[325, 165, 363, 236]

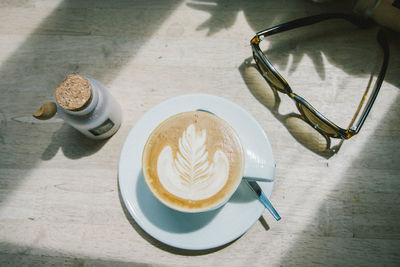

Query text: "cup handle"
[243, 163, 275, 182]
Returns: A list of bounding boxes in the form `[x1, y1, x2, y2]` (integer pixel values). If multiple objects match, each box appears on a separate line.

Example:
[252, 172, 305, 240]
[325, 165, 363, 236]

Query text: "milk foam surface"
[157, 124, 229, 200]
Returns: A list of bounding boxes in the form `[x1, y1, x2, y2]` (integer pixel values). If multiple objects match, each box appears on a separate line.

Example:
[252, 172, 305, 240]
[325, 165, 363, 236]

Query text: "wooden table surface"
[1, 0, 399, 266]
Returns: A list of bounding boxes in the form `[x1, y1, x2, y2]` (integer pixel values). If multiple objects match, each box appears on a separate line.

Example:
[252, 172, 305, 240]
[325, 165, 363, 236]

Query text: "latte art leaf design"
[174, 125, 212, 185]
[157, 124, 229, 200]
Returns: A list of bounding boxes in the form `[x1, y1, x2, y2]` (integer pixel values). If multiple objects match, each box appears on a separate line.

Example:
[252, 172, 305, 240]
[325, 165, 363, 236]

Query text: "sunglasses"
[250, 13, 389, 140]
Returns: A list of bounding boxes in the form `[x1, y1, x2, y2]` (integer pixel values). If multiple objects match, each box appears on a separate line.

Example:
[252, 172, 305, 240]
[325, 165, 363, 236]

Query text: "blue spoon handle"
[247, 181, 281, 221]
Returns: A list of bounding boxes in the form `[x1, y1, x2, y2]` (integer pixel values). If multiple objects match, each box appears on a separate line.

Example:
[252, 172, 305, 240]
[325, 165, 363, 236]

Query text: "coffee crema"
[142, 111, 244, 212]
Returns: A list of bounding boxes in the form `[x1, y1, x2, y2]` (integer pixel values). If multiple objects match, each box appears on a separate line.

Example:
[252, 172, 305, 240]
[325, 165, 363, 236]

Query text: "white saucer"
[119, 94, 275, 250]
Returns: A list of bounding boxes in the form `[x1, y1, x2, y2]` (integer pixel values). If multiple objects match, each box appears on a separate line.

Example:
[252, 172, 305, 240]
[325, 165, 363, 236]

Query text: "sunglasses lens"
[298, 104, 338, 137]
[254, 53, 286, 92]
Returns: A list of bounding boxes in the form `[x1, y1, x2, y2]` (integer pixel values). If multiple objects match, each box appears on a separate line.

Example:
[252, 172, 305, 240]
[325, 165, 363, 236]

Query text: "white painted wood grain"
[0, 0, 399, 266]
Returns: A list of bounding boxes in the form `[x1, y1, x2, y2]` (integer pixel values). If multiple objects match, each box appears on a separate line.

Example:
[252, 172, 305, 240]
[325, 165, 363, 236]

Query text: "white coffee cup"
[142, 111, 274, 213]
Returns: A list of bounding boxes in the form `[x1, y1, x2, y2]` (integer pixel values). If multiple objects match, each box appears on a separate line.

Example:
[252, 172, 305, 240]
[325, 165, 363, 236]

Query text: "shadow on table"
[0, 0, 182, 204]
[187, 0, 399, 84]
[1, 0, 398, 262]
[187, 0, 354, 37]
[275, 94, 400, 265]
[41, 123, 108, 160]
[0, 241, 148, 266]
[186, 1, 400, 264]
[188, 0, 400, 158]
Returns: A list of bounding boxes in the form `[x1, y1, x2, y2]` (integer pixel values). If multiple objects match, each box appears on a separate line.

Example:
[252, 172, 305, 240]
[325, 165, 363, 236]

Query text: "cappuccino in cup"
[142, 111, 244, 212]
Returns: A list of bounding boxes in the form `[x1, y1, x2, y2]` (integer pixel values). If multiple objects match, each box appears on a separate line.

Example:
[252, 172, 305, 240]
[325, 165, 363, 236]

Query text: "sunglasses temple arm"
[256, 13, 372, 38]
[352, 30, 390, 134]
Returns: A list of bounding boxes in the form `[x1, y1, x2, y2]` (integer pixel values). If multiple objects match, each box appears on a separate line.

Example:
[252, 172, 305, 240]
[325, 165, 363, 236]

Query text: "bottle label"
[89, 118, 115, 136]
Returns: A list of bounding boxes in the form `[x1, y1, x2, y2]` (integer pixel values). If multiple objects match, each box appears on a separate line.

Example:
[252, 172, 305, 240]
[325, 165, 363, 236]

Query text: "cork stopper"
[55, 74, 92, 111]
